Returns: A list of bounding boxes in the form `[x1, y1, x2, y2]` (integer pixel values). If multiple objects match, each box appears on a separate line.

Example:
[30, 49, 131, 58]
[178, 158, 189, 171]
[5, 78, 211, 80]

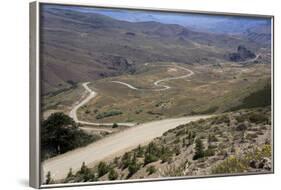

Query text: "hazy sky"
[43, 4, 271, 34]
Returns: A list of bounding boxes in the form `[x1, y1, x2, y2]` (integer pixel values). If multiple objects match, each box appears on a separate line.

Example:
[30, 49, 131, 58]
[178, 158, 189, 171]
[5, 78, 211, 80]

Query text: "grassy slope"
[76, 62, 271, 123]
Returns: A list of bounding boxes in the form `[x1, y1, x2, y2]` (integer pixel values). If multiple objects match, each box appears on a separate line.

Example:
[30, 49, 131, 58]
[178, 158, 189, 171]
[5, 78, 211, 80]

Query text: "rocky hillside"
[40, 7, 265, 94]
[56, 107, 271, 183]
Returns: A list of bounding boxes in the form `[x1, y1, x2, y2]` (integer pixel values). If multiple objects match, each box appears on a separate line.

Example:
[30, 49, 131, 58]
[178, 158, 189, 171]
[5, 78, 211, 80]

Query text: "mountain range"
[40, 6, 271, 94]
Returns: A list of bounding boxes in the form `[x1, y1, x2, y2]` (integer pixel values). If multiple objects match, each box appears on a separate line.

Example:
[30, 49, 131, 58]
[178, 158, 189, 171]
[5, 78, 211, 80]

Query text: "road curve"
[111, 64, 194, 91]
[68, 82, 136, 127]
[42, 115, 213, 181]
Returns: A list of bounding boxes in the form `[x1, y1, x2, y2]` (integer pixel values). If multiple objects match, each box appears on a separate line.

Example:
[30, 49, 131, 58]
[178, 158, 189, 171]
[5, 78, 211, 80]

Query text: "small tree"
[67, 168, 73, 178]
[108, 168, 118, 180]
[193, 138, 205, 160]
[97, 161, 109, 177]
[127, 153, 140, 178]
[45, 171, 53, 184]
[136, 145, 144, 157]
[121, 152, 131, 169]
[80, 162, 88, 174]
[112, 123, 118, 128]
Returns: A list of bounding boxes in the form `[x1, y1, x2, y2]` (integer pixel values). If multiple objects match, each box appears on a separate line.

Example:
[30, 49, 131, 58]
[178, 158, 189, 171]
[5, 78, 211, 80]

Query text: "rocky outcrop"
[227, 45, 256, 62]
[249, 157, 271, 171]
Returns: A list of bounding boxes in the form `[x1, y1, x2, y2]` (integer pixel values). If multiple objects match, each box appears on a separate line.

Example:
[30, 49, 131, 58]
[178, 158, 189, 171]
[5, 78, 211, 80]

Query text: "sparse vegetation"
[212, 144, 271, 174]
[60, 107, 271, 183]
[108, 168, 118, 180]
[41, 7, 272, 185]
[96, 110, 123, 120]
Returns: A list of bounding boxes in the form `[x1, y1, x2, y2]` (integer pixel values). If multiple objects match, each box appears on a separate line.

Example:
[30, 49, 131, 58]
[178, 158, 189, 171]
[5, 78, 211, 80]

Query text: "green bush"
[144, 142, 161, 165]
[121, 152, 132, 169]
[128, 155, 140, 178]
[160, 146, 173, 163]
[144, 153, 158, 165]
[108, 169, 118, 180]
[76, 162, 97, 182]
[112, 123, 119, 128]
[193, 138, 204, 160]
[146, 166, 157, 175]
[136, 145, 144, 157]
[97, 161, 109, 177]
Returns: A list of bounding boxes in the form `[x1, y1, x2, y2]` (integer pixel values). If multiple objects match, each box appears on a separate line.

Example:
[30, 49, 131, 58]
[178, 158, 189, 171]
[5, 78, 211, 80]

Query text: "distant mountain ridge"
[40, 7, 268, 94]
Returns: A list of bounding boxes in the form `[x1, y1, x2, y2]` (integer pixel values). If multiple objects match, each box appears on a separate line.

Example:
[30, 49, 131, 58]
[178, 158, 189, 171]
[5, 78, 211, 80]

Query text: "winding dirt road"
[42, 115, 212, 181]
[68, 82, 136, 127]
[112, 64, 194, 91]
[69, 64, 194, 127]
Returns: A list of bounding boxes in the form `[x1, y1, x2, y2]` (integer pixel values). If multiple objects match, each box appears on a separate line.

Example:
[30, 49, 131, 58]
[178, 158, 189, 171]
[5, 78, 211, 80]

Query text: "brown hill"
[40, 8, 264, 94]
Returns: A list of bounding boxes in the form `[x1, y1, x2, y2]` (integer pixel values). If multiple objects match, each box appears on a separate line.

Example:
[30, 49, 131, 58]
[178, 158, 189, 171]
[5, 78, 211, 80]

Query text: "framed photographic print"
[29, 1, 274, 188]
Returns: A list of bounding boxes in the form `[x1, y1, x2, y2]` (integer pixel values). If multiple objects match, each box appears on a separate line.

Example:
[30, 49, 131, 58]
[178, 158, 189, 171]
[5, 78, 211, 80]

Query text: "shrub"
[97, 161, 109, 177]
[136, 145, 144, 157]
[144, 153, 158, 165]
[76, 162, 97, 182]
[112, 123, 118, 128]
[108, 169, 118, 180]
[193, 138, 204, 160]
[121, 152, 132, 169]
[204, 148, 215, 157]
[160, 146, 173, 163]
[146, 166, 157, 175]
[248, 112, 268, 124]
[45, 171, 54, 184]
[128, 155, 140, 178]
[66, 168, 73, 178]
[211, 156, 247, 174]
